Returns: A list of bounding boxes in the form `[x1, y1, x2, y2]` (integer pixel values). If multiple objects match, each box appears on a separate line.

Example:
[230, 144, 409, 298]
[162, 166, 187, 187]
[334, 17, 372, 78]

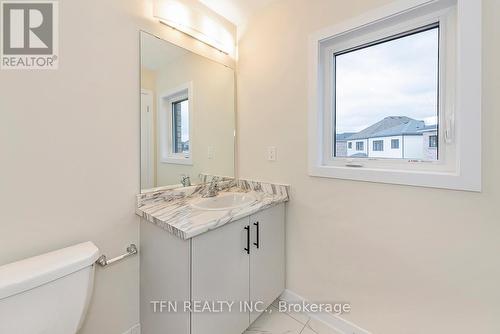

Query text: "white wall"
[0, 1, 235, 333]
[403, 135, 424, 159]
[368, 136, 403, 159]
[237, 0, 500, 333]
[347, 139, 368, 157]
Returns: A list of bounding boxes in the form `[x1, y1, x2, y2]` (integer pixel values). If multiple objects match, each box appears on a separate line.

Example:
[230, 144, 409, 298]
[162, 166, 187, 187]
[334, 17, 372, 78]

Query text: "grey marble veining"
[136, 178, 289, 240]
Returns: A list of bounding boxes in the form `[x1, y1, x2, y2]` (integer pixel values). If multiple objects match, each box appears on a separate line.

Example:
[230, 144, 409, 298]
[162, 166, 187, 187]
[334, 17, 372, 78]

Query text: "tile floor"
[243, 299, 343, 334]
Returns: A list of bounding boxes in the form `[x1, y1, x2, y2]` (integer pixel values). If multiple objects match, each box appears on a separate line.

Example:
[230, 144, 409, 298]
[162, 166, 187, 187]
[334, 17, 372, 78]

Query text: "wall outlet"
[267, 146, 277, 161]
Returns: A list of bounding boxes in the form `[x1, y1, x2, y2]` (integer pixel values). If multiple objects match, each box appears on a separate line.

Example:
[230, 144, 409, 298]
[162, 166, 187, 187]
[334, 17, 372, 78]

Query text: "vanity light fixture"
[153, 0, 235, 56]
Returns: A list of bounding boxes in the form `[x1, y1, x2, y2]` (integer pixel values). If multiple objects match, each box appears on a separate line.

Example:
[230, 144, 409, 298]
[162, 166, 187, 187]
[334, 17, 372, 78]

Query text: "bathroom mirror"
[140, 31, 235, 191]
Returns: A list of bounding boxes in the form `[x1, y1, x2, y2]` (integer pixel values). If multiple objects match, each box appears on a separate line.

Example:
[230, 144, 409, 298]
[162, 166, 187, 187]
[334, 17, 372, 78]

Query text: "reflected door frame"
[141, 89, 155, 189]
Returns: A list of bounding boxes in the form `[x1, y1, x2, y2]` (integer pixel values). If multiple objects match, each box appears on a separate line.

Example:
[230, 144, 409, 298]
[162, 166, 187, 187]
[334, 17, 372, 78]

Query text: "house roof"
[346, 117, 437, 140]
[347, 116, 412, 140]
[373, 120, 435, 137]
[336, 132, 356, 142]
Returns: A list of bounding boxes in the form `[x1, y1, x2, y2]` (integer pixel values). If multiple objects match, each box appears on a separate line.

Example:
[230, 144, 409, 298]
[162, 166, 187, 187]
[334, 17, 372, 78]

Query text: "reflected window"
[158, 85, 192, 165]
[172, 98, 189, 154]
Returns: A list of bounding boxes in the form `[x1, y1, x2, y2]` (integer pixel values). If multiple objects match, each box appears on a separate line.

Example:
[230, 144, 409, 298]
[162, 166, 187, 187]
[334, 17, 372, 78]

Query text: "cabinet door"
[249, 204, 285, 323]
[191, 217, 250, 334]
[140, 220, 191, 334]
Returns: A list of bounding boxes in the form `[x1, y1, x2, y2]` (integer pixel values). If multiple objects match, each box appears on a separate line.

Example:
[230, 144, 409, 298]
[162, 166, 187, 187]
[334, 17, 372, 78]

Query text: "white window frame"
[308, 0, 481, 191]
[158, 82, 194, 165]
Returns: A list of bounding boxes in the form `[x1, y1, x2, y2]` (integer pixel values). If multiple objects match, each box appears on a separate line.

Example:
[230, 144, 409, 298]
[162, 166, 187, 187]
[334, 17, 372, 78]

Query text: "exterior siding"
[403, 135, 423, 159]
[347, 139, 368, 157]
[336, 141, 348, 157]
[368, 136, 403, 159]
[346, 135, 430, 159]
[422, 131, 438, 161]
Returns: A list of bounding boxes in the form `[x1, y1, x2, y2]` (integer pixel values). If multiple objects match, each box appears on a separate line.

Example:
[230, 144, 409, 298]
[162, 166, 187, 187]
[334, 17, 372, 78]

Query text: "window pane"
[335, 26, 439, 161]
[172, 99, 189, 154]
[373, 140, 384, 151]
[429, 135, 438, 147]
[391, 139, 399, 149]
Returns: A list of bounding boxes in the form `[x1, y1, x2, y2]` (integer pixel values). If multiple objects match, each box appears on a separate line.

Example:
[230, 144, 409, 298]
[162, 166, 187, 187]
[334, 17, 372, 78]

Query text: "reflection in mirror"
[140, 31, 235, 192]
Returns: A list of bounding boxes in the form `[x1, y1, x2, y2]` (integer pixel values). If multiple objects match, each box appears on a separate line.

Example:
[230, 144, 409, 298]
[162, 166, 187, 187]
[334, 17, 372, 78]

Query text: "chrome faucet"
[202, 177, 220, 197]
[180, 175, 191, 187]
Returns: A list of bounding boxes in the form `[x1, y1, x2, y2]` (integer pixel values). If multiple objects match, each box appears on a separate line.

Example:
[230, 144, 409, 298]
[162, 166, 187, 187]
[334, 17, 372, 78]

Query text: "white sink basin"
[191, 192, 257, 211]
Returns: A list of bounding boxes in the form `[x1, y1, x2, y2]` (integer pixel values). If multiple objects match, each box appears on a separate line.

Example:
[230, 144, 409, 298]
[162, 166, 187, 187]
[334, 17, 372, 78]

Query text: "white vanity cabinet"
[249, 205, 285, 323]
[192, 203, 285, 334]
[191, 217, 250, 334]
[140, 203, 285, 334]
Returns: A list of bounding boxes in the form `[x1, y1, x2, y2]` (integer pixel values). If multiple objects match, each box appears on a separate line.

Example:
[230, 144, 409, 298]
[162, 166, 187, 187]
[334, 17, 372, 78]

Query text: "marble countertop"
[136, 178, 289, 240]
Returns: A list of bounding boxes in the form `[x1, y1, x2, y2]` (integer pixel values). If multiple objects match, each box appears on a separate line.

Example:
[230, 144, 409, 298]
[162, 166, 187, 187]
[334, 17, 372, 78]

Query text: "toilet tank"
[0, 242, 100, 334]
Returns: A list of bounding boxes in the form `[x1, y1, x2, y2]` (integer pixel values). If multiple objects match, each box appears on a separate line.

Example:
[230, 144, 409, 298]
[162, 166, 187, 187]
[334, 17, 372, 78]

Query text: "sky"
[335, 27, 439, 134]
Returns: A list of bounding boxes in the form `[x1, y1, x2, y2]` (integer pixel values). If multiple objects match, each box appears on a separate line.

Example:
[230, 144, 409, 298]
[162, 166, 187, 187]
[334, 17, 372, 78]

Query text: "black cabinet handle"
[244, 225, 250, 254]
[253, 222, 260, 249]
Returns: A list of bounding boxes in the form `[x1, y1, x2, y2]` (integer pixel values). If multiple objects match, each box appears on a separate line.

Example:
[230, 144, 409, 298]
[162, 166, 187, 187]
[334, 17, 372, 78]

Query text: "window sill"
[309, 164, 481, 192]
[161, 156, 193, 166]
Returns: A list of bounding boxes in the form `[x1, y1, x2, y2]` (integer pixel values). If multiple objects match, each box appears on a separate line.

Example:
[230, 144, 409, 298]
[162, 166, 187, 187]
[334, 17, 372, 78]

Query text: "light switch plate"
[267, 146, 277, 161]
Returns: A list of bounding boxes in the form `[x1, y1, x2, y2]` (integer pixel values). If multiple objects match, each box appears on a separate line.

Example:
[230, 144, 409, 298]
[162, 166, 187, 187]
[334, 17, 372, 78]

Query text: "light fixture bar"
[157, 19, 230, 55]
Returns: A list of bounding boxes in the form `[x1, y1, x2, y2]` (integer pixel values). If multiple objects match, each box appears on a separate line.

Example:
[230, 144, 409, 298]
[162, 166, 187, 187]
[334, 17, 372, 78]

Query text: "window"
[429, 135, 438, 148]
[309, 0, 482, 191]
[335, 25, 439, 160]
[348, 142, 352, 149]
[391, 139, 400, 149]
[159, 83, 193, 165]
[373, 140, 384, 151]
[356, 141, 364, 151]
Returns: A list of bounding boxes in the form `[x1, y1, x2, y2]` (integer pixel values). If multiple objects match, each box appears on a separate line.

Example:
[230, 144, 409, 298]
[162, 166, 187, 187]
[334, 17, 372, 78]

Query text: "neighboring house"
[335, 132, 355, 157]
[422, 130, 438, 161]
[344, 116, 437, 160]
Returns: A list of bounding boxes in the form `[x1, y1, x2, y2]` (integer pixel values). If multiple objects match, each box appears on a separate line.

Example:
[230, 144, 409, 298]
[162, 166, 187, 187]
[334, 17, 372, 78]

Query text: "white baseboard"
[122, 323, 140, 334]
[280, 289, 371, 334]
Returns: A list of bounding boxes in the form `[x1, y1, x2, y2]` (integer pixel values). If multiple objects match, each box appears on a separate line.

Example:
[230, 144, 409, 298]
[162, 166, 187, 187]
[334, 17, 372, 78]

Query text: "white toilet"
[0, 241, 99, 334]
